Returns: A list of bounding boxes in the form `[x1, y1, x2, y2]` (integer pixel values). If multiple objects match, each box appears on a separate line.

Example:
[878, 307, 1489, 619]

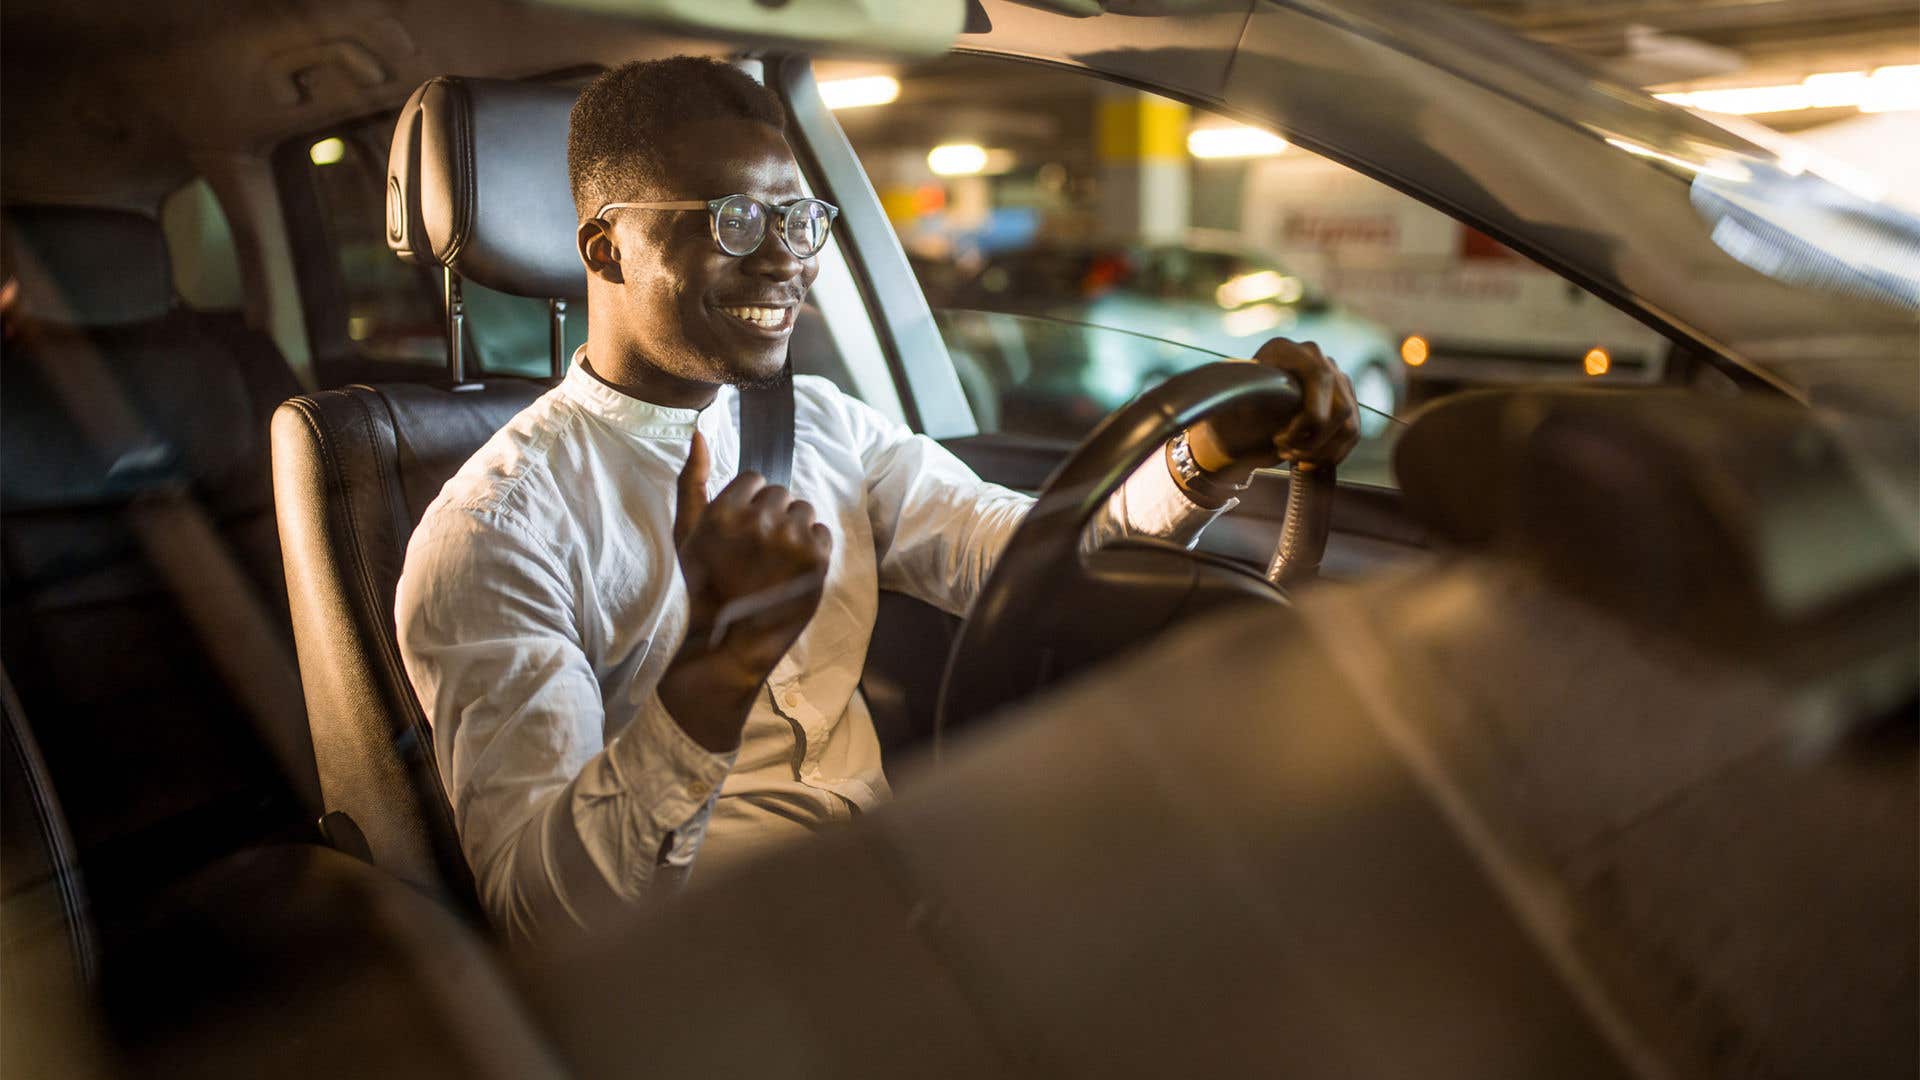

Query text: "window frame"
[774, 54, 980, 439]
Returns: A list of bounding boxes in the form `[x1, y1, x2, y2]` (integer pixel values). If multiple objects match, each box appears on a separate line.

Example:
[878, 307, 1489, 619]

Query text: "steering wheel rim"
[934, 362, 1335, 743]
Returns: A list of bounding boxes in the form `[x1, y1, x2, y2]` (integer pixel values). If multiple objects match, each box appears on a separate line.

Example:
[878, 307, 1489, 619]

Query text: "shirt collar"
[559, 344, 733, 440]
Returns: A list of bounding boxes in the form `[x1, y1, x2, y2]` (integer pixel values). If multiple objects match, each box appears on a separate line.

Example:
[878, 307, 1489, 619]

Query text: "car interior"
[2, 0, 1914, 1076]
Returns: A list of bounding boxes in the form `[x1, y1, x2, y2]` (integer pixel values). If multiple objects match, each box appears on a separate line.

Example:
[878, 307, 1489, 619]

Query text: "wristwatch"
[1167, 429, 1251, 506]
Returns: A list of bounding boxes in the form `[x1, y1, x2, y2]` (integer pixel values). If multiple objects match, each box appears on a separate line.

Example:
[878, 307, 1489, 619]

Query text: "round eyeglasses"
[595, 194, 840, 259]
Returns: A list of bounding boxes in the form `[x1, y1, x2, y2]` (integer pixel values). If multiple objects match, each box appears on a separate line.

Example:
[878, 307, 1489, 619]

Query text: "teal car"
[944, 241, 1404, 437]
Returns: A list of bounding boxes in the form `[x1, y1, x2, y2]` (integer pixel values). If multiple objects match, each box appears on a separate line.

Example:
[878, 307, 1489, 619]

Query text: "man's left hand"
[1184, 338, 1362, 485]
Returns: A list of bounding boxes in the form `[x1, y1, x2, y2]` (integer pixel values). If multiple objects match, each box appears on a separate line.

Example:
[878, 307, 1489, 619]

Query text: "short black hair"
[567, 57, 787, 219]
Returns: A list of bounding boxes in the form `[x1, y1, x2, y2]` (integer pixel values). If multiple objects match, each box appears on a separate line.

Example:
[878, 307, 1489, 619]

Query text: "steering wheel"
[935, 362, 1336, 740]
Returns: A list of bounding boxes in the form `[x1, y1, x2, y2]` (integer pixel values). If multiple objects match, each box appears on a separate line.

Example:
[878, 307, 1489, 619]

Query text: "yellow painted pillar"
[1095, 88, 1190, 242]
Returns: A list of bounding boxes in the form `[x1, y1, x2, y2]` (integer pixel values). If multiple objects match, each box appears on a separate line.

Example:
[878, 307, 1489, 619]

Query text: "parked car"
[944, 240, 1403, 434]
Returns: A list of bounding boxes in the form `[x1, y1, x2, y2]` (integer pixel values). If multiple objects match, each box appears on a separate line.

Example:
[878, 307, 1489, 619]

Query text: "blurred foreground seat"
[522, 388, 1914, 1079]
[1, 205, 314, 930]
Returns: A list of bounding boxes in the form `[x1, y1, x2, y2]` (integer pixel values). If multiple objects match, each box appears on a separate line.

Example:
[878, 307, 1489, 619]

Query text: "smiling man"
[395, 57, 1359, 941]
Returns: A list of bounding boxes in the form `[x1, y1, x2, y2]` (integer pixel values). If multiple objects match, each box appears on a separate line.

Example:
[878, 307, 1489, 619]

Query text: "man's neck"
[583, 334, 721, 411]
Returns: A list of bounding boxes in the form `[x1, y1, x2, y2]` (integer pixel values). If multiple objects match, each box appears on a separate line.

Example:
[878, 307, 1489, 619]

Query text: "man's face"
[605, 119, 819, 388]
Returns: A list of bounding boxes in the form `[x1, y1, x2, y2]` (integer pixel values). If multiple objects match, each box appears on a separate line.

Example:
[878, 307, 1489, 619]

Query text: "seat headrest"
[387, 76, 586, 302]
[1393, 387, 1917, 680]
[2, 206, 174, 326]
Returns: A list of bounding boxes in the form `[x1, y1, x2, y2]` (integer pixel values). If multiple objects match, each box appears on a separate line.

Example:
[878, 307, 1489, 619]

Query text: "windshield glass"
[932, 307, 1404, 488]
[962, 1, 1920, 422]
[1687, 160, 1920, 313]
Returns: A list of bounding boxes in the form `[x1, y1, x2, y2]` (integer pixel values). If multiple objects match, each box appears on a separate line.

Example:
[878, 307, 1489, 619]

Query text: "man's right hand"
[658, 430, 833, 752]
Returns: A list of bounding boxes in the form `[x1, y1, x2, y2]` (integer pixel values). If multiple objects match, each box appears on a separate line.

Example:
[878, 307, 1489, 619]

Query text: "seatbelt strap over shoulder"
[736, 360, 796, 489]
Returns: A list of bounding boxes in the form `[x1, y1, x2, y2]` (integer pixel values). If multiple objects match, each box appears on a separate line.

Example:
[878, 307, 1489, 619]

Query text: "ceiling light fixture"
[926, 144, 1017, 177]
[819, 75, 901, 110]
[1656, 64, 1920, 116]
[1187, 126, 1290, 159]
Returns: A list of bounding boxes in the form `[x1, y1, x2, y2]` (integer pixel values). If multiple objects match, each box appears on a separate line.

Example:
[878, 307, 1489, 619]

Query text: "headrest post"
[443, 268, 468, 385]
[549, 298, 569, 380]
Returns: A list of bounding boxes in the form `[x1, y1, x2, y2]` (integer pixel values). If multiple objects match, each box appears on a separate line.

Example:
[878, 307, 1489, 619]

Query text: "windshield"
[963, 0, 1920, 421]
[1687, 160, 1920, 314]
[932, 307, 1404, 488]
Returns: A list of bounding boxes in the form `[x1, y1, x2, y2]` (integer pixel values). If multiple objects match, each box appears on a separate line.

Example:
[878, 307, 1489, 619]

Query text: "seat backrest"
[2, 205, 317, 919]
[273, 381, 543, 907]
[274, 76, 582, 908]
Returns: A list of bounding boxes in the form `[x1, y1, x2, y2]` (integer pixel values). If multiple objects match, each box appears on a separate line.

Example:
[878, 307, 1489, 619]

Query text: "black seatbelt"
[737, 360, 796, 488]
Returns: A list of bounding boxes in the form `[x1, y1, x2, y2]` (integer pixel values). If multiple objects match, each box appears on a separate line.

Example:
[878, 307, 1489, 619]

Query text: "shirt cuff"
[1122, 443, 1236, 547]
[591, 687, 737, 886]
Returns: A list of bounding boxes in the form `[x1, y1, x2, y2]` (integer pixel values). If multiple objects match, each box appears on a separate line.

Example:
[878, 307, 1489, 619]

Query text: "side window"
[274, 116, 588, 386]
[835, 57, 1673, 488]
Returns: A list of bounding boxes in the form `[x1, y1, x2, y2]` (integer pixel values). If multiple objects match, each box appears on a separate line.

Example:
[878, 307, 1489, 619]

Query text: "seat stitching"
[328, 393, 448, 856]
[294, 397, 392, 758]
[355, 389, 479, 878]
[290, 391, 480, 907]
[342, 393, 414, 718]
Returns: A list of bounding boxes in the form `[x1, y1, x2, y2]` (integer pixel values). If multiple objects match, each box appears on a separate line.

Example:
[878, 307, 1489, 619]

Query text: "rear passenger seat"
[1, 205, 315, 935]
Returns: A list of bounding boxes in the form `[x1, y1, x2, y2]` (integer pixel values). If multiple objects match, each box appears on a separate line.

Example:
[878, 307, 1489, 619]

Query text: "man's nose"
[741, 230, 804, 281]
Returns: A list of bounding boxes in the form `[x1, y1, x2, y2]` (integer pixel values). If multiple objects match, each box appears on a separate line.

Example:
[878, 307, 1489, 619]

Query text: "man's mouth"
[713, 303, 795, 334]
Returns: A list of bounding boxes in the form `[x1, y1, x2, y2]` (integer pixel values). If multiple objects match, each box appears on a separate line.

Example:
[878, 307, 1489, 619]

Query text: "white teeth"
[721, 305, 786, 329]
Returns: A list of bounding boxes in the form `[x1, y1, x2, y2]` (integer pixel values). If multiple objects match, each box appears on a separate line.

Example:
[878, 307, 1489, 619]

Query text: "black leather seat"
[1, 205, 314, 927]
[273, 77, 585, 912]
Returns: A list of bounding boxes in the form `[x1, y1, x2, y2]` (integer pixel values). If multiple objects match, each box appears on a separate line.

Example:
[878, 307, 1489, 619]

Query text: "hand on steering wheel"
[1184, 339, 1363, 487]
[936, 353, 1356, 738]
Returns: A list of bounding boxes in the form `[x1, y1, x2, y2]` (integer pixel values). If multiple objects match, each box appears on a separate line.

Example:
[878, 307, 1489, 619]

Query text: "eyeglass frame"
[594, 194, 841, 259]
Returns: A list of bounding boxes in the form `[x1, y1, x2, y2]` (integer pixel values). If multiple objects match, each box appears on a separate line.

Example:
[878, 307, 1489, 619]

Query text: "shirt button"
[779, 689, 801, 710]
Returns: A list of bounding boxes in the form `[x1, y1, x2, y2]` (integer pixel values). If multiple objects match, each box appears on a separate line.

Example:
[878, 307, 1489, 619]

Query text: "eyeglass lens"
[713, 196, 768, 257]
[712, 196, 833, 258]
[784, 200, 832, 258]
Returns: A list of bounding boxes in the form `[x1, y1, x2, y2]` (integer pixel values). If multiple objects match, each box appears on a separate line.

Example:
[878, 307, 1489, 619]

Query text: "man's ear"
[578, 219, 624, 285]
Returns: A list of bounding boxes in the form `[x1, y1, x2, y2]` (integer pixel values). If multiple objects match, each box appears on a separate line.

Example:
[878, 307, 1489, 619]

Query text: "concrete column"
[1094, 87, 1190, 243]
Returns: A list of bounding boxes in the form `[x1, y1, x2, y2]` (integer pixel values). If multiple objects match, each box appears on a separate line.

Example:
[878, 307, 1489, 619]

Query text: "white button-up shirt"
[395, 356, 1224, 939]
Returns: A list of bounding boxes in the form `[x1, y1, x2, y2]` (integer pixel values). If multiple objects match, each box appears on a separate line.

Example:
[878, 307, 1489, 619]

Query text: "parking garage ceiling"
[1458, 0, 1918, 120]
[826, 0, 1915, 155]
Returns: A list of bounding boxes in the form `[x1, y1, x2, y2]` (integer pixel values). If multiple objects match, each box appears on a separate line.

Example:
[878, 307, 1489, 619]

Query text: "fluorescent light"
[309, 137, 346, 166]
[819, 76, 900, 110]
[1656, 65, 1920, 116]
[1863, 65, 1920, 113]
[928, 143, 989, 176]
[1187, 125, 1289, 159]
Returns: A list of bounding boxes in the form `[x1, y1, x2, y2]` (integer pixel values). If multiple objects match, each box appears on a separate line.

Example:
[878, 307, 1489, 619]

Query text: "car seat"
[1, 204, 317, 927]
[272, 77, 582, 916]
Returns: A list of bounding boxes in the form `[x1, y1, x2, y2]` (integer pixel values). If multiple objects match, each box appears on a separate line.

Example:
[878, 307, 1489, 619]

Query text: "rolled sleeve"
[1085, 444, 1234, 551]
[593, 687, 736, 875]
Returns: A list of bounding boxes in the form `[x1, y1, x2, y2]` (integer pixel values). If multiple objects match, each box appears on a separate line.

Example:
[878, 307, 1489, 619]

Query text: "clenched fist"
[1180, 338, 1362, 498]
[658, 430, 833, 751]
